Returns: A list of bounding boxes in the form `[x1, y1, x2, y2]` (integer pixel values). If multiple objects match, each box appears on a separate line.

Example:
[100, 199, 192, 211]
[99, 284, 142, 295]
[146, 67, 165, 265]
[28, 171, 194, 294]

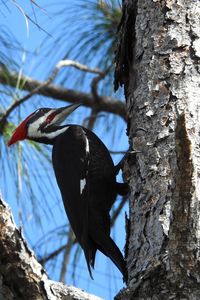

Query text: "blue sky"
[0, 1, 128, 299]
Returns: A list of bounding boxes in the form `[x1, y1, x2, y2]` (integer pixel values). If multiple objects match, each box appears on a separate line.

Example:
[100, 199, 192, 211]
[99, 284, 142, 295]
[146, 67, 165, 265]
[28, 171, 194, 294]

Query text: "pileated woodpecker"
[8, 104, 128, 282]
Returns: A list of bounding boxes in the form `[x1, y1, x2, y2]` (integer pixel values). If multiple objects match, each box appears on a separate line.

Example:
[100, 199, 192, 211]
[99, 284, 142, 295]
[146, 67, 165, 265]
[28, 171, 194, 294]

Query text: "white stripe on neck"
[28, 124, 69, 140]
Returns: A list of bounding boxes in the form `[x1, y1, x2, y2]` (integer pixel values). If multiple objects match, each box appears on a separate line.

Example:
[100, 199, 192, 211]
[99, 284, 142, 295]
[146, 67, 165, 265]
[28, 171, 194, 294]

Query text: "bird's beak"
[53, 103, 81, 125]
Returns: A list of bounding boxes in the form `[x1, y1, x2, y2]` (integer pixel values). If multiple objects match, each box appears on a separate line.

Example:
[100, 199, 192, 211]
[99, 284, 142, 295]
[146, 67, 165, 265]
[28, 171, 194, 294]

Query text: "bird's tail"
[83, 244, 97, 280]
[91, 229, 128, 283]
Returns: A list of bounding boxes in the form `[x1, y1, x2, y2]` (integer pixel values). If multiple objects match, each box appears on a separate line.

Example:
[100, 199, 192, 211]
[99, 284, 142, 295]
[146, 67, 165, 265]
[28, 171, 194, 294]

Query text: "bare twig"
[55, 60, 104, 77]
[91, 73, 105, 99]
[82, 113, 106, 127]
[87, 74, 104, 130]
[87, 66, 111, 130]
[109, 150, 127, 155]
[85, 110, 100, 130]
[39, 244, 66, 265]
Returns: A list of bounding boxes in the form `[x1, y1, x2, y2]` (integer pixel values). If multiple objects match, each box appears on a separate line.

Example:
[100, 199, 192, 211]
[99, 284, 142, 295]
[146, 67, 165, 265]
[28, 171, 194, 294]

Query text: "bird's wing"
[52, 126, 95, 277]
[52, 125, 126, 280]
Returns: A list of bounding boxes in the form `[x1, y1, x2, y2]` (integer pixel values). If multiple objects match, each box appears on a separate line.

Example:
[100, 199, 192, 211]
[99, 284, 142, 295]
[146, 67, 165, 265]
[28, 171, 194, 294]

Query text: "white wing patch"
[80, 130, 89, 194]
[80, 178, 86, 194]
[83, 130, 89, 154]
[85, 137, 89, 153]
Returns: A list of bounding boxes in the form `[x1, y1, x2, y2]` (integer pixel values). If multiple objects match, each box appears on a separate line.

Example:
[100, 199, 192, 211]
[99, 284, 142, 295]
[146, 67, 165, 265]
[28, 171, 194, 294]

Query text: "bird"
[8, 103, 128, 282]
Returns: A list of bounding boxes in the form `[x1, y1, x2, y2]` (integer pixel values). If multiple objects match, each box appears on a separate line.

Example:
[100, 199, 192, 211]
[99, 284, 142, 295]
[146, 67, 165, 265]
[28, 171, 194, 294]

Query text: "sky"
[0, 1, 128, 299]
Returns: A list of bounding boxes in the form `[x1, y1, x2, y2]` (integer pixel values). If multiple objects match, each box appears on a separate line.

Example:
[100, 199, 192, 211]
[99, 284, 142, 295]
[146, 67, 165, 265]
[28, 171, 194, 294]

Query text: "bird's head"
[8, 103, 80, 146]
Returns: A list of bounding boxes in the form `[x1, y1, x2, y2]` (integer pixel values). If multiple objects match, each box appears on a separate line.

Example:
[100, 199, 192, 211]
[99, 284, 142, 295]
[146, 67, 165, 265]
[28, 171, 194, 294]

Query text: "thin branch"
[55, 60, 104, 76]
[109, 150, 127, 155]
[87, 73, 104, 130]
[39, 244, 66, 265]
[82, 113, 106, 127]
[87, 66, 111, 130]
[1, 59, 105, 127]
[86, 110, 100, 130]
[0, 65, 126, 132]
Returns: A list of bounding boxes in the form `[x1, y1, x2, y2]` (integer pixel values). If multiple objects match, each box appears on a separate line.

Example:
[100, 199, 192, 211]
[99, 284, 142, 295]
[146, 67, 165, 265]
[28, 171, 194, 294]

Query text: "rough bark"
[0, 196, 102, 300]
[115, 0, 200, 299]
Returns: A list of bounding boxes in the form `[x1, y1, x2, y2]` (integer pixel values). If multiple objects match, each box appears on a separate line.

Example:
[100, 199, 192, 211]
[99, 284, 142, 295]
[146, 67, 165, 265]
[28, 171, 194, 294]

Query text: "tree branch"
[0, 65, 126, 128]
[1, 60, 99, 129]
[0, 196, 102, 300]
[54, 60, 104, 77]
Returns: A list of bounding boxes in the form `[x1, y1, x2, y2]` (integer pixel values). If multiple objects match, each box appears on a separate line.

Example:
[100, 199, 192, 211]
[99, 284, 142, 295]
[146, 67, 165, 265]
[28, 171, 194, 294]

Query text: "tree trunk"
[115, 0, 200, 299]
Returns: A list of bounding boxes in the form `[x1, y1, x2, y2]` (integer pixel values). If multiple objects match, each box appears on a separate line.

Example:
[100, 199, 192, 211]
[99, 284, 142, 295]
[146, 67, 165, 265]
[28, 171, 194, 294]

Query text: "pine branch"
[0, 64, 126, 131]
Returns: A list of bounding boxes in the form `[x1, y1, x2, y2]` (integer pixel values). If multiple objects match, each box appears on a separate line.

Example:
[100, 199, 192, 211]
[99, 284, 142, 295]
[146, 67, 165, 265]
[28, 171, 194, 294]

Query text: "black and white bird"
[8, 104, 128, 282]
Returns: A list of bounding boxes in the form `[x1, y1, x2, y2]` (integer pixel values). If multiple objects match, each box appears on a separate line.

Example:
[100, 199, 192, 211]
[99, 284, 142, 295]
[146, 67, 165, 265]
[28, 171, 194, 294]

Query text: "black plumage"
[52, 125, 127, 281]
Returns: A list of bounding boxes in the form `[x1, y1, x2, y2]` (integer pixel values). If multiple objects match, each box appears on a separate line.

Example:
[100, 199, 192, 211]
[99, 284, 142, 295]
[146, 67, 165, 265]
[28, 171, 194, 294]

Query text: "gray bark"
[115, 0, 200, 299]
[0, 196, 102, 300]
